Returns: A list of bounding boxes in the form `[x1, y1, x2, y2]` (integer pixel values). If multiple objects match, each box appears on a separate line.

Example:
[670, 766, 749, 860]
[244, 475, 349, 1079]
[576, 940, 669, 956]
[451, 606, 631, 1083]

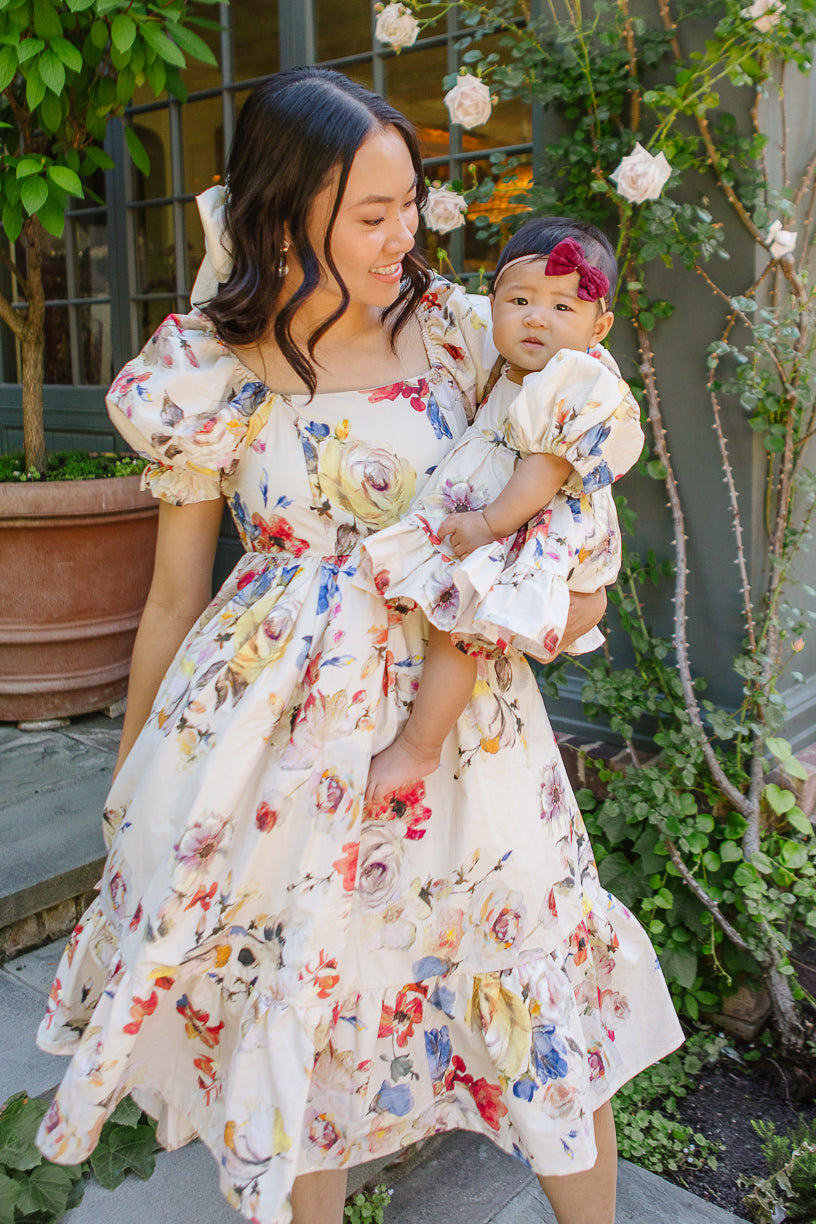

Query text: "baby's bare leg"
[366, 626, 477, 803]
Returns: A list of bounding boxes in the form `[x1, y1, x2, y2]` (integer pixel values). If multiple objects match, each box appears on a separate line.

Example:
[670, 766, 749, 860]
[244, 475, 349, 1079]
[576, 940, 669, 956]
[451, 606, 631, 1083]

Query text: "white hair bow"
[190, 183, 234, 308]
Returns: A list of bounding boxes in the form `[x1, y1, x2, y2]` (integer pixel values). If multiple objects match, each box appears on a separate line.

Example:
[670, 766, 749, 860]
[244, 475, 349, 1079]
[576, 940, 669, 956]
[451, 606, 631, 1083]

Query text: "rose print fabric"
[361, 348, 644, 663]
[36, 280, 682, 1224]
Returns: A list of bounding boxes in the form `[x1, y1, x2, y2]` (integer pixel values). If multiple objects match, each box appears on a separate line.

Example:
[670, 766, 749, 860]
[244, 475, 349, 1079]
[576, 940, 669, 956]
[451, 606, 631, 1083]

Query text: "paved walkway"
[0, 715, 743, 1222]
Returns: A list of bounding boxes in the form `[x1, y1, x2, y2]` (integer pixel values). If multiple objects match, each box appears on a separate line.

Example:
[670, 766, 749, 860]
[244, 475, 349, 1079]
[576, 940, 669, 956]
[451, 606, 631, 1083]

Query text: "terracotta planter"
[0, 474, 158, 722]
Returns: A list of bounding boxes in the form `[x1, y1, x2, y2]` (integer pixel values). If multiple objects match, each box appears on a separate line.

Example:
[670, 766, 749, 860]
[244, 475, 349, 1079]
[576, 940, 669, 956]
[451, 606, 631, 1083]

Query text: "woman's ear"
[591, 309, 614, 344]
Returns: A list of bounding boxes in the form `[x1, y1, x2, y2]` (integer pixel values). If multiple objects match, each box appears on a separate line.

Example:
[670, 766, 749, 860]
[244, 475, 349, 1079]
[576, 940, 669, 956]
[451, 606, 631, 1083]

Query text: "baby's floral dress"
[361, 347, 644, 663]
[36, 278, 682, 1224]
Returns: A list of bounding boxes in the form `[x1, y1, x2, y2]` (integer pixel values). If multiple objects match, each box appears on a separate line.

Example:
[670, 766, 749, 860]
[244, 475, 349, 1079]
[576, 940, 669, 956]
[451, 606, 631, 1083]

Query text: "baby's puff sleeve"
[507, 348, 644, 495]
[419, 278, 499, 421]
[106, 311, 259, 506]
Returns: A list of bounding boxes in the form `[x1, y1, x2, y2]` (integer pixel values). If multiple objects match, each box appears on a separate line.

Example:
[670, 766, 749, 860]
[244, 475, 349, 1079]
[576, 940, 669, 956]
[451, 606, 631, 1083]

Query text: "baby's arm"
[440, 452, 572, 559]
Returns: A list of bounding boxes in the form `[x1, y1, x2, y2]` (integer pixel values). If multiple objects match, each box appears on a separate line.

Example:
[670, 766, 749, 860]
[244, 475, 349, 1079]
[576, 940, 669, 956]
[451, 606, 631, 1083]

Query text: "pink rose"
[444, 72, 492, 129]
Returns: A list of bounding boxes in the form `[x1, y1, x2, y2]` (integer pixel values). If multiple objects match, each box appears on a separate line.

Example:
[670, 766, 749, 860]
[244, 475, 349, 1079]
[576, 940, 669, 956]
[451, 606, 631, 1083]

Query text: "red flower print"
[421, 290, 441, 309]
[366, 780, 432, 840]
[185, 882, 218, 912]
[468, 1077, 508, 1131]
[378, 988, 424, 1048]
[373, 567, 391, 597]
[333, 842, 359, 892]
[176, 994, 225, 1047]
[303, 950, 340, 999]
[123, 990, 159, 1035]
[569, 923, 589, 966]
[251, 512, 309, 557]
[255, 801, 282, 832]
[443, 342, 466, 362]
[109, 368, 151, 397]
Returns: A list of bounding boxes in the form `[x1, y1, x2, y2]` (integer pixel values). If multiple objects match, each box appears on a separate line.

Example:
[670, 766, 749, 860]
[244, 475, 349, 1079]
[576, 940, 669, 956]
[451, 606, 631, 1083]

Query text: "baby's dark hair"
[493, 216, 618, 302]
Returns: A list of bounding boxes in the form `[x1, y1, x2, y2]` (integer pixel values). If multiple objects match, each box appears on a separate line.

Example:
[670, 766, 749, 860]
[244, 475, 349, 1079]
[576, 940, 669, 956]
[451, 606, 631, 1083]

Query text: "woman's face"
[301, 125, 420, 313]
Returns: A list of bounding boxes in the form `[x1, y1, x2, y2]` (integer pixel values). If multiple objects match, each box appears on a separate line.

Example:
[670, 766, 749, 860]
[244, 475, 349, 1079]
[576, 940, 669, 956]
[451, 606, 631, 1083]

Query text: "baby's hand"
[438, 510, 497, 558]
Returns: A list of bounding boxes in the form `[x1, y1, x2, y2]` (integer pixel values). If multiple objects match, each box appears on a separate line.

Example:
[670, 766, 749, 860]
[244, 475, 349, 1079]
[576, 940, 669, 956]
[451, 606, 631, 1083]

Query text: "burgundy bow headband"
[496, 237, 610, 304]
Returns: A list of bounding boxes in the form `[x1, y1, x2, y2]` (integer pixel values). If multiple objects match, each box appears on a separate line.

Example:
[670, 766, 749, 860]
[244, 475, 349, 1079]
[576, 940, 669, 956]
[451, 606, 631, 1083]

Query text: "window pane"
[138, 299, 176, 348]
[233, 0, 279, 82]
[73, 216, 109, 297]
[44, 305, 71, 383]
[39, 230, 68, 301]
[316, 0, 370, 59]
[385, 45, 450, 159]
[131, 110, 172, 202]
[183, 96, 225, 196]
[77, 303, 113, 385]
[134, 205, 176, 295]
[344, 61, 374, 90]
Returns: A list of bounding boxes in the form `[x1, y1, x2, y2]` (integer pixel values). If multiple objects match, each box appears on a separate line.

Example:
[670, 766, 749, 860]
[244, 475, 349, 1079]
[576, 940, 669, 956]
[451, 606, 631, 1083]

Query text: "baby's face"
[490, 259, 613, 383]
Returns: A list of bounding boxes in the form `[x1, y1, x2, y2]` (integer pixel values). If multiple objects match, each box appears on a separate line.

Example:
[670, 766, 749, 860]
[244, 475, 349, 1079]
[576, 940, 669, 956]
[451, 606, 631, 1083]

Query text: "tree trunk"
[22, 219, 46, 475]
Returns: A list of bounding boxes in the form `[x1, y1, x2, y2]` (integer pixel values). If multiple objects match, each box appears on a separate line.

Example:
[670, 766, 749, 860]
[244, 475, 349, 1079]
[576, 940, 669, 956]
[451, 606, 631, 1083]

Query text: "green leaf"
[18, 38, 45, 65]
[38, 46, 65, 94]
[720, 840, 742, 862]
[765, 783, 795, 815]
[25, 66, 47, 110]
[124, 123, 150, 174]
[16, 157, 42, 179]
[733, 863, 756, 887]
[2, 199, 23, 243]
[750, 850, 773, 874]
[37, 193, 66, 236]
[111, 13, 136, 53]
[662, 945, 698, 990]
[33, 0, 62, 40]
[165, 18, 216, 66]
[52, 36, 83, 72]
[90, 19, 109, 50]
[39, 88, 62, 133]
[766, 736, 794, 762]
[0, 44, 17, 90]
[0, 1169, 22, 1224]
[16, 1162, 80, 1217]
[107, 1096, 143, 1128]
[141, 21, 186, 67]
[89, 1144, 126, 1191]
[20, 174, 48, 215]
[47, 164, 82, 197]
[107, 1123, 157, 1180]
[786, 808, 813, 837]
[66, 0, 96, 9]
[0, 1094, 48, 1171]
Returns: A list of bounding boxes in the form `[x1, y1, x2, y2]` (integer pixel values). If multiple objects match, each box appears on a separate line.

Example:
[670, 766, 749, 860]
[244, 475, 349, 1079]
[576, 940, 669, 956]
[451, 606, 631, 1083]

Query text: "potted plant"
[0, 0, 221, 722]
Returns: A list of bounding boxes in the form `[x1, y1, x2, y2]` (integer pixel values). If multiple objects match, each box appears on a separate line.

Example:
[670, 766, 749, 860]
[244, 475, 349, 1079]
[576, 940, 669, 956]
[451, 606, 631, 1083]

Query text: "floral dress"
[361, 347, 644, 663]
[36, 279, 682, 1224]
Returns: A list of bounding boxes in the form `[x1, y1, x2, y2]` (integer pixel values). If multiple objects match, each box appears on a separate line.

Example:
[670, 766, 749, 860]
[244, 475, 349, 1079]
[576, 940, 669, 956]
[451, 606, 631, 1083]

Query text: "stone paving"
[0, 715, 743, 1222]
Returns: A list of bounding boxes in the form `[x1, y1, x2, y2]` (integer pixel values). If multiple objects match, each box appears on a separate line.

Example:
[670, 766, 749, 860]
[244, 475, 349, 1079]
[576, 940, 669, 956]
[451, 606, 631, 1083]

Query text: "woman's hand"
[438, 510, 496, 558]
[559, 587, 607, 652]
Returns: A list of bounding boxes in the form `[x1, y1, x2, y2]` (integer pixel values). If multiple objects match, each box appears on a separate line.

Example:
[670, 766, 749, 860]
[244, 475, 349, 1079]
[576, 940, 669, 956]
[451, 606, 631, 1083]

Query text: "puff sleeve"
[106, 311, 263, 506]
[506, 347, 644, 495]
[419, 279, 499, 421]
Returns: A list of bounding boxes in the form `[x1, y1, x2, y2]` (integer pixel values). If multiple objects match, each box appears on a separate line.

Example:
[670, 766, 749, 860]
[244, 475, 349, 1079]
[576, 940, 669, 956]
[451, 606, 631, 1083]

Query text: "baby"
[363, 216, 644, 801]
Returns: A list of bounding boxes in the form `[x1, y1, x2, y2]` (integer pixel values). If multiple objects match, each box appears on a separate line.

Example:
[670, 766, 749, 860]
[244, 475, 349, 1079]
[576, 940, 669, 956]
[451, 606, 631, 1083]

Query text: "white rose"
[374, 3, 419, 50]
[609, 142, 672, 204]
[744, 0, 783, 31]
[767, 219, 797, 260]
[444, 72, 492, 129]
[422, 184, 468, 235]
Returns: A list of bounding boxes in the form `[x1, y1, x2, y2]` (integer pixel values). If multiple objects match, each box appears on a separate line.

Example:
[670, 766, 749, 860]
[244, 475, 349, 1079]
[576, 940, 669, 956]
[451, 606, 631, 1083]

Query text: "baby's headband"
[494, 237, 610, 305]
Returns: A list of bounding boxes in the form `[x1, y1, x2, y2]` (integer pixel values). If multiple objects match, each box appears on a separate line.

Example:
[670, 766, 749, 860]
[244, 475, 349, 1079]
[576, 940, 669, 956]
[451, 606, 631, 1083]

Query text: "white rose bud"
[744, 0, 783, 32]
[609, 142, 672, 204]
[444, 72, 493, 130]
[422, 185, 468, 235]
[374, 3, 419, 50]
[767, 219, 797, 260]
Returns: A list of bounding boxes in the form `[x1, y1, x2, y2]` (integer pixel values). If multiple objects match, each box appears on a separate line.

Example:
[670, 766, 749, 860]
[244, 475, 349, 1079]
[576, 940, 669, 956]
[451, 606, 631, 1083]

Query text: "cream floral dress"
[361, 347, 644, 663]
[36, 279, 682, 1224]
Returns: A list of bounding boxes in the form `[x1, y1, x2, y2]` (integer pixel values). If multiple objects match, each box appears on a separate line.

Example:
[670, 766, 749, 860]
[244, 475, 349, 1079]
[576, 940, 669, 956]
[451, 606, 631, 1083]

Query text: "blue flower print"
[531, 1024, 569, 1082]
[575, 420, 610, 459]
[426, 392, 453, 441]
[582, 460, 614, 493]
[425, 1025, 452, 1082]
[429, 980, 456, 1017]
[412, 955, 450, 980]
[229, 380, 268, 417]
[371, 1080, 414, 1117]
[512, 1075, 538, 1102]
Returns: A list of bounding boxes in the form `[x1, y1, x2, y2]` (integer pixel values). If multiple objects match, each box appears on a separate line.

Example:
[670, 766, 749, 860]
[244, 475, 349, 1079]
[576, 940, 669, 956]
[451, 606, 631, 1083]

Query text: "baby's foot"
[365, 734, 442, 804]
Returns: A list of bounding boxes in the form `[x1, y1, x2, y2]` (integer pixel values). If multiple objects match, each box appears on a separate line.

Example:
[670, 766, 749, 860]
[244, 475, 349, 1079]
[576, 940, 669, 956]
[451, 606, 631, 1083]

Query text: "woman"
[36, 68, 682, 1224]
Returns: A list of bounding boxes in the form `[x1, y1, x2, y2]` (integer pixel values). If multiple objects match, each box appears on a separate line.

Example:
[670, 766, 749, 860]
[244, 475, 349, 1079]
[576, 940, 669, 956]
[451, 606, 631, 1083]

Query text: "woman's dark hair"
[202, 67, 431, 396]
[493, 216, 618, 303]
